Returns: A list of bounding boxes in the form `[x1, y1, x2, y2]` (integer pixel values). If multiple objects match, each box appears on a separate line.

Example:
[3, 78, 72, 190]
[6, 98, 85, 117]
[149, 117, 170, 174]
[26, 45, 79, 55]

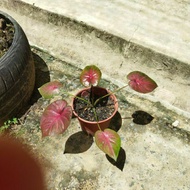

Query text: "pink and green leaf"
[80, 65, 102, 87]
[127, 71, 158, 93]
[40, 100, 72, 137]
[38, 81, 63, 99]
[95, 129, 121, 161]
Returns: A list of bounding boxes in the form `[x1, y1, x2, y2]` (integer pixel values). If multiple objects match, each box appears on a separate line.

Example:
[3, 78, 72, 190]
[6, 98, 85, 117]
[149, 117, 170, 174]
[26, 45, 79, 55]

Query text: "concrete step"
[21, 0, 190, 64]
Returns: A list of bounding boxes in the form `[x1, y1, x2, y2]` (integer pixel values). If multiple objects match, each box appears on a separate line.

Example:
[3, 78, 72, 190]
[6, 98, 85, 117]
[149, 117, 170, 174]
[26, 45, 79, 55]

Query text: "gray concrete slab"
[4, 47, 190, 190]
[21, 0, 190, 65]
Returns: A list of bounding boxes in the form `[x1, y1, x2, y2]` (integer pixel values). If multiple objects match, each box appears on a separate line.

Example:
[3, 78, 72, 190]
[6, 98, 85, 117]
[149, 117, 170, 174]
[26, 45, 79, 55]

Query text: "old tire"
[0, 11, 35, 125]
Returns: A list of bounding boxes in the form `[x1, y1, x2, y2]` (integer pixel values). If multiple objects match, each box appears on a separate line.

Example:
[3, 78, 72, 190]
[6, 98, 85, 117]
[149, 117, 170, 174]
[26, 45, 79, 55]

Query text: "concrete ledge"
[21, 0, 190, 65]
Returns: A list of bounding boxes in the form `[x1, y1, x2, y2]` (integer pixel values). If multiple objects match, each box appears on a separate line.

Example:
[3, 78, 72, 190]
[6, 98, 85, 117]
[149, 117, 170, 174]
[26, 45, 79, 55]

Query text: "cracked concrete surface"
[0, 0, 190, 189]
[1, 47, 189, 190]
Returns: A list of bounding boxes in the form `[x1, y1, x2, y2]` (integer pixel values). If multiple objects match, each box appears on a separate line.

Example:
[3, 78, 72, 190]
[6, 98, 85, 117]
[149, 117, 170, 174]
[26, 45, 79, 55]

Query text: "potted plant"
[72, 85, 119, 135]
[38, 65, 157, 161]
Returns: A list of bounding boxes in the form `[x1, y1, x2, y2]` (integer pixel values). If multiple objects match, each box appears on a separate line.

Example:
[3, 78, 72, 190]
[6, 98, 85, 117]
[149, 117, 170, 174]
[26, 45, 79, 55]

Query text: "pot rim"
[72, 86, 118, 124]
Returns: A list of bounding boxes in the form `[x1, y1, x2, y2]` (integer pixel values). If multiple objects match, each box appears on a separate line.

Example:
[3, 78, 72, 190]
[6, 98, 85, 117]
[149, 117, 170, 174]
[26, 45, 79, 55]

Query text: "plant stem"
[92, 107, 102, 131]
[74, 95, 91, 105]
[59, 89, 91, 106]
[94, 84, 128, 106]
[122, 117, 132, 119]
[90, 85, 94, 105]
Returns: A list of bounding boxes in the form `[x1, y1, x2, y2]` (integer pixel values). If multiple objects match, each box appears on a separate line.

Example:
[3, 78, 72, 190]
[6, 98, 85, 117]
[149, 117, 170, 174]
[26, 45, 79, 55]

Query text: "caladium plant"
[38, 65, 157, 161]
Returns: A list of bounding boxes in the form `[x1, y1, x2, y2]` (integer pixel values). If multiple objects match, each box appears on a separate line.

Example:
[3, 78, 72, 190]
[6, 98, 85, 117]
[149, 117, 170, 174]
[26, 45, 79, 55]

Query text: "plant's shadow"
[106, 147, 126, 171]
[132, 110, 154, 125]
[64, 111, 126, 170]
[108, 112, 126, 171]
[18, 52, 50, 117]
[64, 131, 93, 154]
[109, 111, 122, 132]
[30, 52, 50, 104]
[64, 111, 122, 154]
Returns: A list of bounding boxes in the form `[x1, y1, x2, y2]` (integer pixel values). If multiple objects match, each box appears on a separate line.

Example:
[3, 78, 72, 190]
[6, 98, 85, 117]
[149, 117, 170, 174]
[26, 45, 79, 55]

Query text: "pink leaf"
[38, 81, 63, 99]
[80, 65, 102, 87]
[40, 100, 72, 137]
[95, 129, 121, 161]
[127, 71, 158, 93]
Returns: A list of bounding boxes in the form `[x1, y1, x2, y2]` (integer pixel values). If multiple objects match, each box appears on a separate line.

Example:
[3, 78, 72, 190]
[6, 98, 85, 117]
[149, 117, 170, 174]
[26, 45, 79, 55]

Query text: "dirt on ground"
[0, 16, 14, 58]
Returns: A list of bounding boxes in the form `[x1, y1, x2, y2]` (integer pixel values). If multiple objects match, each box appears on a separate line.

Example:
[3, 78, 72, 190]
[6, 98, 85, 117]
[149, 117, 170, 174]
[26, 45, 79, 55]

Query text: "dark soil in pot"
[0, 17, 14, 58]
[73, 87, 115, 122]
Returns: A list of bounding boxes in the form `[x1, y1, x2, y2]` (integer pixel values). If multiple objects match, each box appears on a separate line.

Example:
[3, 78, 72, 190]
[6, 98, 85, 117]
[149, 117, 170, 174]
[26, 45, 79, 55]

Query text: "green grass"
[0, 118, 19, 134]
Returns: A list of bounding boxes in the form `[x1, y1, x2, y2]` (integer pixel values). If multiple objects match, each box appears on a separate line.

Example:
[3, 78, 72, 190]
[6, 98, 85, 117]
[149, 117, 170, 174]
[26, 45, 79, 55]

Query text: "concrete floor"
[0, 0, 190, 189]
[5, 47, 190, 190]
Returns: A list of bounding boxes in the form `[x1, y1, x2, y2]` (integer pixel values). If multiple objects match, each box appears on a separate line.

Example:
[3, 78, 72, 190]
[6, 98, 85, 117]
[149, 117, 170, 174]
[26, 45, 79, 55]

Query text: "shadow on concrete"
[18, 52, 50, 119]
[63, 110, 153, 170]
[64, 111, 126, 170]
[64, 131, 93, 154]
[64, 111, 123, 154]
[108, 112, 126, 171]
[109, 111, 122, 132]
[30, 52, 50, 104]
[132, 110, 154, 125]
[106, 147, 126, 171]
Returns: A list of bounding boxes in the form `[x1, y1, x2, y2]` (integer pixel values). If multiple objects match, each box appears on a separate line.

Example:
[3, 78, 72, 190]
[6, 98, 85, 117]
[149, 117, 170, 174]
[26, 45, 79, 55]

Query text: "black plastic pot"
[0, 11, 35, 125]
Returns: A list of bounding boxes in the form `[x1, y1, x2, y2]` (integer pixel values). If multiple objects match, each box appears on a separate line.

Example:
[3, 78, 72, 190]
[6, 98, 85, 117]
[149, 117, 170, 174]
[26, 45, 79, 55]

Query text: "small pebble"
[172, 120, 179, 127]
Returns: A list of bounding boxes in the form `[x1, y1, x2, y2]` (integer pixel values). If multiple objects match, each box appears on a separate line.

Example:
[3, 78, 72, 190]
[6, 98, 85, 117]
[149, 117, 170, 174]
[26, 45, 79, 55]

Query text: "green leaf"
[95, 129, 121, 161]
[38, 81, 63, 99]
[80, 65, 102, 87]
